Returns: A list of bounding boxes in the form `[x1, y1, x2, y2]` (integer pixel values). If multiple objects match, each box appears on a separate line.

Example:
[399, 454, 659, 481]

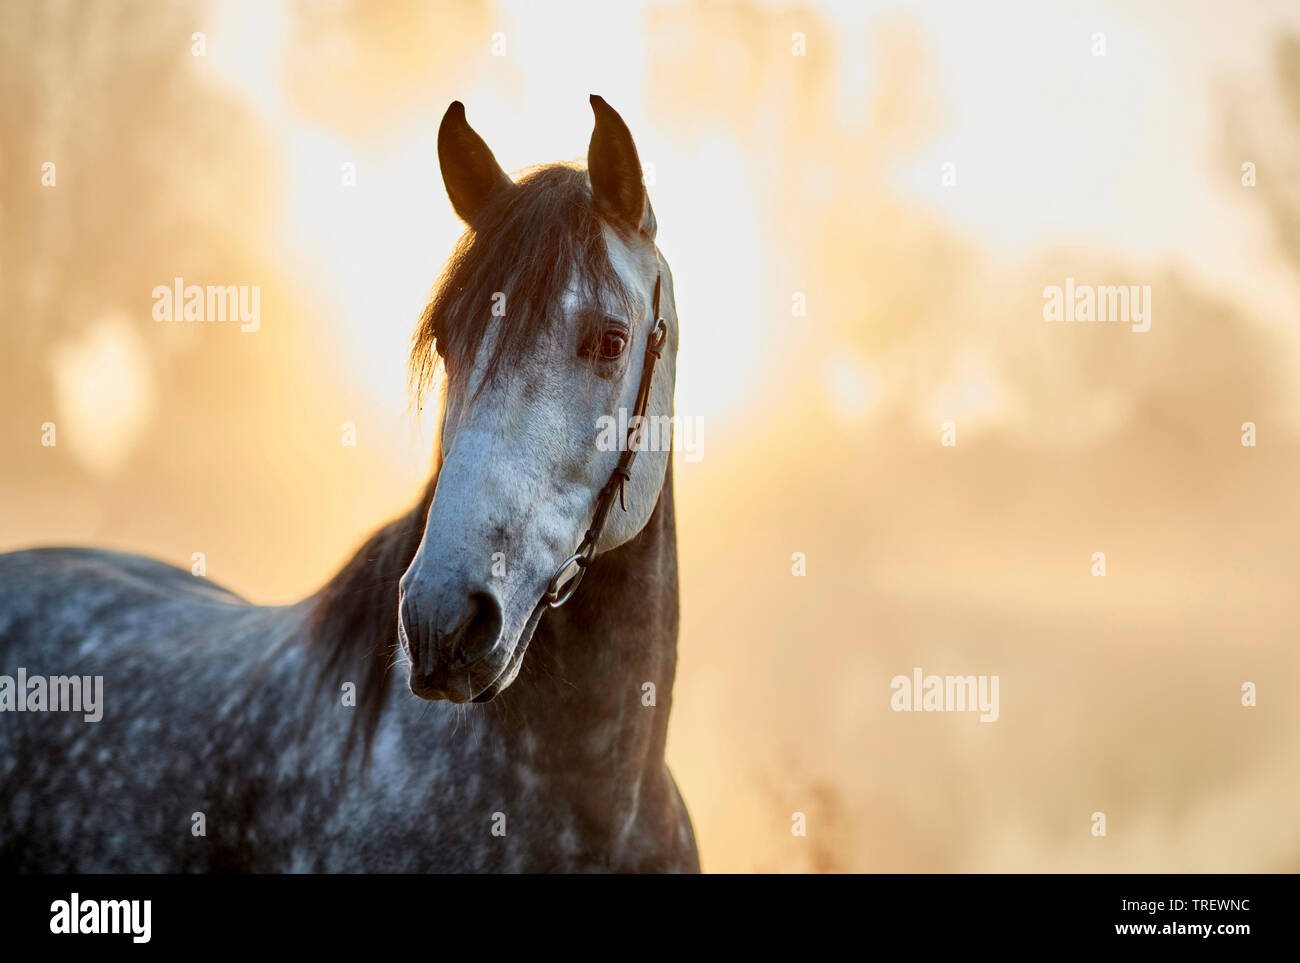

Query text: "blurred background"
[3, 0, 1300, 871]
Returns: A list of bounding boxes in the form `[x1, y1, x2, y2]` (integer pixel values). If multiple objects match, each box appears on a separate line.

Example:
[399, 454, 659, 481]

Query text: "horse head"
[397, 96, 677, 703]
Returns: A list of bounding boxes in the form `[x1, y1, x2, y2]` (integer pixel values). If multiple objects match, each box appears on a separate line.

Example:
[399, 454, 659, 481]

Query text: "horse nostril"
[453, 592, 503, 665]
[400, 594, 422, 667]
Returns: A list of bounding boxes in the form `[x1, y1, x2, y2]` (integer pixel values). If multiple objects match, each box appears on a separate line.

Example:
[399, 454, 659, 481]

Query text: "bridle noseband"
[544, 272, 668, 608]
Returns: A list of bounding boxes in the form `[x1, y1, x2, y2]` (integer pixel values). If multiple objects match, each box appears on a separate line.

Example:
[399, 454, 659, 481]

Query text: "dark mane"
[310, 163, 633, 760]
[409, 163, 634, 404]
[306, 472, 436, 762]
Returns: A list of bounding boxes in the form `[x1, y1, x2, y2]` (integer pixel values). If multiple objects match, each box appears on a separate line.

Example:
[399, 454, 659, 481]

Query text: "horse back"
[0, 547, 308, 871]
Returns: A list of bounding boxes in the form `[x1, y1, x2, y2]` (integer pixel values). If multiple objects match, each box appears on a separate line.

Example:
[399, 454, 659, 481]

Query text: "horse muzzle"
[398, 586, 508, 703]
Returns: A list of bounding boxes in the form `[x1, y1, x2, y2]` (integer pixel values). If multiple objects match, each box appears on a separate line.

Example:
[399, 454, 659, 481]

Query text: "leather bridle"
[544, 271, 668, 608]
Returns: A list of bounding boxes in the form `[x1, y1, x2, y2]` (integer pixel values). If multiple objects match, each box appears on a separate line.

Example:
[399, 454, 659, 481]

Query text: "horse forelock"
[409, 164, 635, 407]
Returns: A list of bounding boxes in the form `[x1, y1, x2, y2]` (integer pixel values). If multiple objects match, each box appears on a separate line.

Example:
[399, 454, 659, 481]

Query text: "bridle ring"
[545, 552, 587, 608]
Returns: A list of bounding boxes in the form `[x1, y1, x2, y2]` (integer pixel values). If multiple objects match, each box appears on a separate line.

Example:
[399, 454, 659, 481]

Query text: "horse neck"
[489, 459, 679, 781]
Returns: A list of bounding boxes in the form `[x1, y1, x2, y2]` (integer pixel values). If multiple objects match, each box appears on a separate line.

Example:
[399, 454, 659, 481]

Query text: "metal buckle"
[649, 317, 667, 354]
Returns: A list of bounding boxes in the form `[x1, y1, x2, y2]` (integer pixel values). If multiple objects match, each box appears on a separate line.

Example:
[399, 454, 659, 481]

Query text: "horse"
[0, 96, 699, 873]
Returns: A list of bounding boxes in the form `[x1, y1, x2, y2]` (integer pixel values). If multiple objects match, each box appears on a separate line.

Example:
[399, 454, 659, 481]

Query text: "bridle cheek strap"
[545, 272, 667, 608]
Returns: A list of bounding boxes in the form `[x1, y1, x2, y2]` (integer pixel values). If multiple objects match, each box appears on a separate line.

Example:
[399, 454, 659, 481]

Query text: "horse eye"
[598, 329, 628, 359]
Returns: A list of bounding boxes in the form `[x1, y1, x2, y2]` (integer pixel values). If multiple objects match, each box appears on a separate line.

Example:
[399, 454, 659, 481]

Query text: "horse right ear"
[438, 101, 513, 225]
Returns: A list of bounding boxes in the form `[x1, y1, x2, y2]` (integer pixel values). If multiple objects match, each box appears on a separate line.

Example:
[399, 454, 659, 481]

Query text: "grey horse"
[0, 96, 699, 873]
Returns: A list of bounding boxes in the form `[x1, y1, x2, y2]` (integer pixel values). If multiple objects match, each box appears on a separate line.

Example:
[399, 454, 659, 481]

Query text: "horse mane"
[306, 470, 436, 762]
[310, 162, 633, 759]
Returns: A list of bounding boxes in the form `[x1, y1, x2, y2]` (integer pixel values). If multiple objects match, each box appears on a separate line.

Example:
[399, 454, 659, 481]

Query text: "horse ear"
[587, 95, 654, 237]
[438, 101, 513, 224]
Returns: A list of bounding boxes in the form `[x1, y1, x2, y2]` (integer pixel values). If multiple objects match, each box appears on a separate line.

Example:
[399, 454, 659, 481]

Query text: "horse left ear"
[587, 95, 655, 238]
[438, 101, 513, 225]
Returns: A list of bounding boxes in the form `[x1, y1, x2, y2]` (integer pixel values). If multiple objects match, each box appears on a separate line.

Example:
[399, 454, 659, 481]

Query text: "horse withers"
[0, 96, 699, 873]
